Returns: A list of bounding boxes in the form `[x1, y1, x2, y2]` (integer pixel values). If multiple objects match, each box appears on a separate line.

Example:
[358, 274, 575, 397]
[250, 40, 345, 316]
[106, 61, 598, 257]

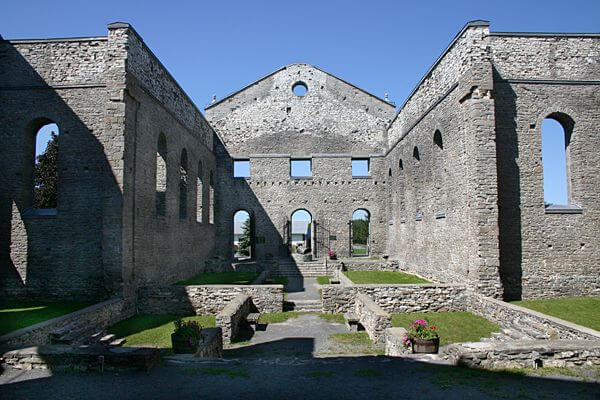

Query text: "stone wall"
[490, 33, 600, 300]
[137, 284, 283, 315]
[206, 63, 395, 260]
[0, 298, 130, 347]
[216, 294, 252, 344]
[354, 293, 391, 344]
[0, 33, 126, 300]
[385, 327, 411, 356]
[442, 340, 600, 369]
[467, 293, 600, 341]
[385, 21, 501, 298]
[321, 283, 467, 314]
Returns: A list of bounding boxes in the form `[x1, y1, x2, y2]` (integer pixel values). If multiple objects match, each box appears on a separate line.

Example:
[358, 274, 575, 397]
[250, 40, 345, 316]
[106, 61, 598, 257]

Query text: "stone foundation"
[322, 283, 467, 314]
[137, 284, 283, 315]
[442, 340, 600, 369]
[385, 327, 411, 356]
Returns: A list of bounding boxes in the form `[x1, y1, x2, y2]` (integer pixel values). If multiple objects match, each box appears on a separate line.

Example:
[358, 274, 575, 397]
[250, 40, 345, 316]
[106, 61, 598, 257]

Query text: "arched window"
[398, 159, 404, 170]
[388, 168, 392, 177]
[29, 121, 59, 209]
[413, 146, 420, 162]
[434, 130, 443, 150]
[179, 149, 188, 219]
[233, 210, 253, 259]
[209, 171, 215, 224]
[196, 160, 203, 223]
[351, 209, 370, 257]
[542, 113, 573, 206]
[156, 133, 167, 216]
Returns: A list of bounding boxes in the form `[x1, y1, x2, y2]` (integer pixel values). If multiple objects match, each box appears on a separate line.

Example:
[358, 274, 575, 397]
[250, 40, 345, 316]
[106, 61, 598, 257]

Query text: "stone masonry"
[0, 20, 598, 303]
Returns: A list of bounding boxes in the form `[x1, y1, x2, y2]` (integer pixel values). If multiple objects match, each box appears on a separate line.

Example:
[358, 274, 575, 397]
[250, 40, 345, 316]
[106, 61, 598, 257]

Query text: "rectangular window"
[291, 159, 312, 177]
[233, 159, 250, 178]
[352, 158, 370, 177]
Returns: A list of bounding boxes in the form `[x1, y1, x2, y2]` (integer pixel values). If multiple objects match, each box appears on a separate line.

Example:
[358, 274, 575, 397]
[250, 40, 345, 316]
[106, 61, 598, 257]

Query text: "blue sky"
[9, 0, 595, 204]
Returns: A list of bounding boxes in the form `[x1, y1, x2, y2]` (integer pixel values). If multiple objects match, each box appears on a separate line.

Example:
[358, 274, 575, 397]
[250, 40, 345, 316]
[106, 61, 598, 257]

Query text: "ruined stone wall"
[119, 25, 216, 294]
[386, 22, 501, 297]
[0, 35, 125, 299]
[491, 34, 600, 299]
[207, 64, 395, 260]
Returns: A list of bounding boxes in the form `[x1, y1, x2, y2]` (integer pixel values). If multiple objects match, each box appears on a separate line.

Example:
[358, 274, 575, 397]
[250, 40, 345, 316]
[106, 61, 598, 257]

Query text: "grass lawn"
[327, 332, 384, 355]
[351, 248, 368, 255]
[108, 314, 215, 348]
[0, 301, 94, 336]
[258, 312, 344, 325]
[511, 296, 600, 331]
[391, 312, 499, 346]
[175, 272, 260, 285]
[316, 276, 330, 285]
[344, 270, 429, 284]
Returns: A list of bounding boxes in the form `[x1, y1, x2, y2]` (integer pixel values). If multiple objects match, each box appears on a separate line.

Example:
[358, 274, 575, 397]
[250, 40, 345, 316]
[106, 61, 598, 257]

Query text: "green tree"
[238, 217, 252, 257]
[352, 217, 369, 245]
[34, 132, 58, 208]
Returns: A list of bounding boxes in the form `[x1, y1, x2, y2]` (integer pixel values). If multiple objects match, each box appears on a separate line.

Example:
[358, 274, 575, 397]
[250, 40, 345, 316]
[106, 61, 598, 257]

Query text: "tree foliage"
[238, 217, 252, 257]
[34, 132, 58, 209]
[352, 217, 369, 245]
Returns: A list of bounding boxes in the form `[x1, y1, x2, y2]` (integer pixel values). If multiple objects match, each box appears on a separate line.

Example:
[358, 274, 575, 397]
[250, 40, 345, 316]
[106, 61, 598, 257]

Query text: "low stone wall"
[385, 327, 411, 356]
[442, 340, 600, 369]
[137, 284, 283, 315]
[467, 293, 600, 341]
[333, 269, 354, 286]
[196, 328, 223, 358]
[216, 294, 252, 344]
[322, 284, 467, 314]
[355, 294, 391, 343]
[336, 260, 400, 272]
[0, 298, 130, 348]
[1, 345, 161, 372]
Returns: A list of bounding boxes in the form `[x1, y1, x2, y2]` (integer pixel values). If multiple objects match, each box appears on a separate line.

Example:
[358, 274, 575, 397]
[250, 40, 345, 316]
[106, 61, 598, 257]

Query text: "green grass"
[391, 312, 499, 346]
[0, 301, 94, 336]
[511, 296, 600, 331]
[175, 272, 260, 285]
[351, 248, 368, 255]
[316, 276, 331, 285]
[108, 314, 215, 348]
[270, 276, 288, 285]
[327, 332, 384, 355]
[344, 270, 429, 284]
[318, 313, 345, 324]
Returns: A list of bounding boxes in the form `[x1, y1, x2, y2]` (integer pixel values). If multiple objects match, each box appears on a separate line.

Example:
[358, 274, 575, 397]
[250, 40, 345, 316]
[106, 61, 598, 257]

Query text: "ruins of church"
[1, 20, 598, 306]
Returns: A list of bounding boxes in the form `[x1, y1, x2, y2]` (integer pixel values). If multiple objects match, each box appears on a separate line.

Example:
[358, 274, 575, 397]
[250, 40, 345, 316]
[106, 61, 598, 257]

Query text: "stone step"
[99, 334, 116, 344]
[50, 322, 80, 339]
[288, 300, 323, 312]
[109, 338, 126, 347]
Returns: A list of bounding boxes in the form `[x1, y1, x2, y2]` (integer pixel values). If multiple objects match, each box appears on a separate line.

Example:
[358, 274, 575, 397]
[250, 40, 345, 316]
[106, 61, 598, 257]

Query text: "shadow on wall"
[213, 139, 303, 276]
[493, 67, 522, 301]
[0, 41, 122, 301]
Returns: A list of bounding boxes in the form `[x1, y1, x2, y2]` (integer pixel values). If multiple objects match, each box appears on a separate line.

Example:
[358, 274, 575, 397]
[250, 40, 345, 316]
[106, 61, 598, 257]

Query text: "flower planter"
[171, 333, 200, 354]
[411, 337, 439, 354]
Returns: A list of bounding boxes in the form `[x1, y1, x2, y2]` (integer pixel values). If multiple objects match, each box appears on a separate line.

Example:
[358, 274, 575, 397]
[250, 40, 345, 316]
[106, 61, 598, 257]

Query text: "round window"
[292, 81, 308, 97]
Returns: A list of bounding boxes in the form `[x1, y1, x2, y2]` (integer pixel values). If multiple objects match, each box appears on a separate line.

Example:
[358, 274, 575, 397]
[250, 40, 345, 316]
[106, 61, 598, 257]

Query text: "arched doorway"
[233, 210, 253, 260]
[351, 209, 370, 257]
[290, 209, 312, 255]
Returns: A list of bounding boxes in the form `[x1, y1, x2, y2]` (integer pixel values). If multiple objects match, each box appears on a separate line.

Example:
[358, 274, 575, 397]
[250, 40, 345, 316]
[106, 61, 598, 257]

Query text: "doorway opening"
[351, 209, 370, 257]
[233, 210, 253, 260]
[291, 209, 312, 255]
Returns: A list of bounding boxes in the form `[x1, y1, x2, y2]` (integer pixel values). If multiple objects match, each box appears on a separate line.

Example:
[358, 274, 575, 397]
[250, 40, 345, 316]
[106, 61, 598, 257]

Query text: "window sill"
[544, 204, 583, 214]
[22, 208, 58, 219]
[352, 176, 371, 179]
[291, 176, 313, 180]
[233, 176, 251, 179]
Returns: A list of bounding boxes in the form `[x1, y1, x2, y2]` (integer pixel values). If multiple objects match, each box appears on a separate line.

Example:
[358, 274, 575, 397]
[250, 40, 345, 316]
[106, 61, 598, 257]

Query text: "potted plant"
[327, 249, 337, 260]
[171, 319, 203, 354]
[402, 319, 440, 354]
